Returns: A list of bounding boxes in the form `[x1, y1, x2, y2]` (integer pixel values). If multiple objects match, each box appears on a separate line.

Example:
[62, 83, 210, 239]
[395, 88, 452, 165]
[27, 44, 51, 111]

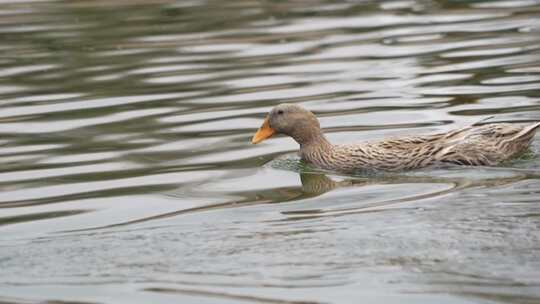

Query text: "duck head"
[251, 103, 323, 146]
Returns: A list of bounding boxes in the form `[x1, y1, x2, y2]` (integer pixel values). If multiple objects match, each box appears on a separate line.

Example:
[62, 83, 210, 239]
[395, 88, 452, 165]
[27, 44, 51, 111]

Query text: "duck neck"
[297, 130, 334, 161]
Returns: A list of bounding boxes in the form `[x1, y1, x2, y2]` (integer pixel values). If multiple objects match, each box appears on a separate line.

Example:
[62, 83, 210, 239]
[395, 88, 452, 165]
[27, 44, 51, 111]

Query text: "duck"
[251, 103, 540, 172]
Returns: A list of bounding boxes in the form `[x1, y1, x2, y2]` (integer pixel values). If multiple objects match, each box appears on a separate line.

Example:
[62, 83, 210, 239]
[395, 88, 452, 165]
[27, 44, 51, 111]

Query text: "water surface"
[1, 0, 540, 303]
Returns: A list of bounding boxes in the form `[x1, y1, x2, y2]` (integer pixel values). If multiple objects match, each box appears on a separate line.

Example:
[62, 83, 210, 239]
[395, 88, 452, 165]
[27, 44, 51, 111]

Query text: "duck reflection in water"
[299, 172, 353, 195]
[274, 168, 531, 219]
[69, 167, 534, 232]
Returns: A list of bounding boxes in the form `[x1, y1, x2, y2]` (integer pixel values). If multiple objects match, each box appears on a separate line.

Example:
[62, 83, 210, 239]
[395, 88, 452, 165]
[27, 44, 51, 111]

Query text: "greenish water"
[1, 0, 540, 303]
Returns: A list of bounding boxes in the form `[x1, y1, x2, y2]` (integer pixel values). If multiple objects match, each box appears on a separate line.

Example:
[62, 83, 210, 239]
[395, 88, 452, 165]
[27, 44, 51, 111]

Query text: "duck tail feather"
[507, 122, 540, 143]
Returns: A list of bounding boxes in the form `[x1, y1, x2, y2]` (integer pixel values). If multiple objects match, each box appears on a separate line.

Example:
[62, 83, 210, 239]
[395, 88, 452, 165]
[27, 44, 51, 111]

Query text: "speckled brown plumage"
[252, 104, 540, 172]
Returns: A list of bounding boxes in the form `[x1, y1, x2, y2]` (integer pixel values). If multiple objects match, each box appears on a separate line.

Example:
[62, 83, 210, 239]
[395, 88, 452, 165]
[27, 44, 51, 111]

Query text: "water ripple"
[1, 1, 540, 303]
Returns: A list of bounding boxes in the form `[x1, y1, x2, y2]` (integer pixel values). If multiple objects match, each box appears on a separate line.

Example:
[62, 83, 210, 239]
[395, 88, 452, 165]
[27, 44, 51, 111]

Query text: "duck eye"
[277, 110, 284, 115]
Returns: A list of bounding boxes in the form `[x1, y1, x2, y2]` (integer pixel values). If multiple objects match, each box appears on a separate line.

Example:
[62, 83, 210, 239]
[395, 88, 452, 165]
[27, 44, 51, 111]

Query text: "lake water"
[1, 1, 540, 303]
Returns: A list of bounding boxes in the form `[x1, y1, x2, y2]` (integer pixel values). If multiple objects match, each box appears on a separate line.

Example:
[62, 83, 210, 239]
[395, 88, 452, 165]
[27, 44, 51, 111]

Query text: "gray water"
[1, 1, 540, 303]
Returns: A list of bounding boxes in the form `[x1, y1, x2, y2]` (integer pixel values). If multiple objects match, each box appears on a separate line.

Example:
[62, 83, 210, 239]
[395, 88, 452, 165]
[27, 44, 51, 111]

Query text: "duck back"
[325, 122, 540, 172]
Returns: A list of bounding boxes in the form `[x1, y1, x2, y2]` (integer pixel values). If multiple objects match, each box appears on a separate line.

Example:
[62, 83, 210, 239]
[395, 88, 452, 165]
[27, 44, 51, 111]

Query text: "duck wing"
[338, 122, 540, 171]
[336, 134, 447, 171]
[435, 122, 540, 166]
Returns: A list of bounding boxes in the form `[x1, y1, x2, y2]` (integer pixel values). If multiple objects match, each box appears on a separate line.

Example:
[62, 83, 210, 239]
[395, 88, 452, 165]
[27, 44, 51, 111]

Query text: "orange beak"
[252, 116, 276, 144]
